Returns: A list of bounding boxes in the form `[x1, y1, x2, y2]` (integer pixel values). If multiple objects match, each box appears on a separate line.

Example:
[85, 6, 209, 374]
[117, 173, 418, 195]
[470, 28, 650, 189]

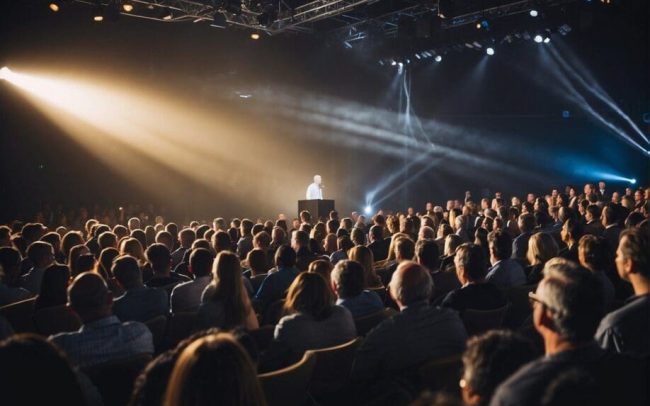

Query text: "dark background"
[0, 0, 648, 222]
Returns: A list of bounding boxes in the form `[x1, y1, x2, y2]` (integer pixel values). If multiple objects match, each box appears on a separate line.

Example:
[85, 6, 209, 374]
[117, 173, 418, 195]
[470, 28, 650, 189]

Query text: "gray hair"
[390, 261, 433, 306]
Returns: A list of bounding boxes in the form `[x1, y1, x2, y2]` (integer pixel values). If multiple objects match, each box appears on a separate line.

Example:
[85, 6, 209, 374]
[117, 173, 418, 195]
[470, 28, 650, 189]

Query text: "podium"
[298, 200, 335, 221]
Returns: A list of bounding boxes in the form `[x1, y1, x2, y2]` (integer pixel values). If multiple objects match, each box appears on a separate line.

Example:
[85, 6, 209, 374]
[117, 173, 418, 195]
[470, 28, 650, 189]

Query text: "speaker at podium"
[298, 200, 335, 221]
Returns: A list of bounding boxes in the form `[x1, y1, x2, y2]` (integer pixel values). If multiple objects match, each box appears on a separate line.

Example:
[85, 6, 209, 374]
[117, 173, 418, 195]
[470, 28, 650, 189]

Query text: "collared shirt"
[595, 293, 650, 358]
[486, 259, 526, 288]
[49, 315, 153, 368]
[337, 290, 384, 318]
[170, 276, 211, 313]
[113, 287, 169, 322]
[306, 182, 322, 200]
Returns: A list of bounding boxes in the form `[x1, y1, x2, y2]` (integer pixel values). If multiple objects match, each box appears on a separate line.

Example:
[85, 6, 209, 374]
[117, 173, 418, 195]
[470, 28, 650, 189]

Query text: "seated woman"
[525, 232, 558, 284]
[348, 245, 383, 289]
[331, 260, 384, 318]
[198, 251, 258, 331]
[273, 272, 356, 363]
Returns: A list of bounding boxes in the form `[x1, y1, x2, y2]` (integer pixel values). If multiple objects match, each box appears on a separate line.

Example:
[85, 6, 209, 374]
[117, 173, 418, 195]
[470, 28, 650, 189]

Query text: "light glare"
[534, 35, 543, 43]
[486, 47, 495, 56]
[364, 205, 372, 215]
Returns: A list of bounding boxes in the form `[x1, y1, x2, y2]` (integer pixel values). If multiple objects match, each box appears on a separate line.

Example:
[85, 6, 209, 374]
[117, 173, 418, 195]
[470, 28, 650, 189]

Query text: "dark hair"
[0, 334, 85, 406]
[462, 330, 536, 405]
[578, 235, 609, 272]
[0, 247, 22, 286]
[27, 241, 53, 266]
[212, 231, 232, 253]
[562, 218, 584, 243]
[332, 260, 365, 298]
[618, 228, 649, 277]
[455, 243, 487, 281]
[487, 230, 512, 260]
[146, 243, 171, 273]
[97, 247, 120, 281]
[190, 248, 214, 278]
[113, 255, 143, 289]
[284, 272, 333, 321]
[131, 229, 148, 250]
[98, 231, 118, 250]
[35, 264, 70, 310]
[245, 249, 266, 276]
[586, 204, 601, 220]
[275, 245, 296, 268]
[518, 213, 536, 233]
[415, 239, 440, 272]
[75, 254, 96, 274]
[395, 237, 415, 260]
[370, 225, 384, 241]
[240, 219, 254, 236]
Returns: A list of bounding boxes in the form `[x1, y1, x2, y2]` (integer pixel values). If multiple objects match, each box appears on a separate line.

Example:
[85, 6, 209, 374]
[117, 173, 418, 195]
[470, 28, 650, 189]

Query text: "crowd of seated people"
[0, 181, 648, 405]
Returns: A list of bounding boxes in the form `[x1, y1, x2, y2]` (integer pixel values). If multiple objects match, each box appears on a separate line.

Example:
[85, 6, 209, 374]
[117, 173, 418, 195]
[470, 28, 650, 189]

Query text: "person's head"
[487, 230, 512, 262]
[41, 232, 61, 255]
[275, 245, 296, 268]
[131, 229, 148, 249]
[28, 241, 55, 269]
[331, 260, 366, 299]
[577, 235, 610, 273]
[284, 272, 333, 320]
[246, 248, 267, 276]
[527, 232, 559, 267]
[337, 235, 354, 253]
[0, 225, 12, 247]
[67, 271, 113, 323]
[531, 258, 604, 347]
[388, 261, 433, 309]
[444, 234, 463, 257]
[369, 225, 384, 242]
[75, 254, 96, 275]
[600, 203, 618, 227]
[68, 244, 90, 276]
[98, 231, 118, 251]
[155, 231, 174, 251]
[454, 243, 487, 284]
[179, 228, 196, 249]
[518, 213, 536, 234]
[415, 239, 440, 272]
[37, 264, 70, 308]
[253, 231, 271, 251]
[350, 227, 366, 246]
[240, 219, 254, 238]
[128, 217, 141, 232]
[561, 218, 583, 245]
[291, 230, 310, 250]
[308, 259, 334, 285]
[163, 332, 266, 406]
[0, 247, 22, 286]
[207, 251, 246, 328]
[97, 247, 120, 281]
[21, 223, 46, 244]
[0, 334, 85, 406]
[112, 255, 144, 290]
[313, 174, 322, 185]
[395, 237, 415, 262]
[348, 245, 377, 286]
[146, 243, 172, 275]
[615, 228, 650, 287]
[418, 226, 435, 241]
[460, 330, 536, 406]
[211, 230, 232, 253]
[121, 237, 145, 261]
[113, 224, 129, 240]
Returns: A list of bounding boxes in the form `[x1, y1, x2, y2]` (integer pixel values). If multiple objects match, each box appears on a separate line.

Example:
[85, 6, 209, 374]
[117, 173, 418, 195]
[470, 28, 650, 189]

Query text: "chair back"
[249, 325, 276, 352]
[0, 297, 36, 333]
[258, 351, 316, 406]
[502, 283, 537, 328]
[261, 299, 285, 326]
[144, 315, 168, 353]
[354, 307, 397, 336]
[305, 337, 363, 398]
[33, 305, 81, 336]
[83, 354, 152, 406]
[461, 304, 510, 336]
[165, 311, 198, 349]
[418, 354, 463, 395]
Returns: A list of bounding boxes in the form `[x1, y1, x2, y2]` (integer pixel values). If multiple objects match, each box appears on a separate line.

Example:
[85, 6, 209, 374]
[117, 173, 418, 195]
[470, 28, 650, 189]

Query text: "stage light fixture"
[391, 60, 397, 66]
[486, 47, 495, 55]
[0, 66, 11, 80]
[415, 53, 421, 59]
[529, 9, 538, 17]
[534, 34, 543, 43]
[211, 12, 227, 28]
[364, 205, 372, 215]
[476, 19, 489, 30]
[49, 2, 60, 12]
[92, 3, 104, 22]
[543, 36, 551, 43]
[122, 1, 134, 12]
[435, 55, 442, 62]
[160, 7, 173, 20]
[250, 32, 260, 40]
[630, 178, 636, 185]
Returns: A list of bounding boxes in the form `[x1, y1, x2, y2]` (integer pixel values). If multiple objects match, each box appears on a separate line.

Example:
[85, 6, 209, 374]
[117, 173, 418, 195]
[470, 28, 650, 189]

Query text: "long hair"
[208, 251, 247, 329]
[348, 245, 382, 288]
[283, 272, 334, 321]
[163, 333, 266, 406]
[527, 232, 559, 266]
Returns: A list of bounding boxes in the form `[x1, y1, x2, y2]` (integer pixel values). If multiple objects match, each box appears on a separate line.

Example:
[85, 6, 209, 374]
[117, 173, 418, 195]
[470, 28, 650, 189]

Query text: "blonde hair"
[348, 245, 382, 288]
[526, 232, 559, 266]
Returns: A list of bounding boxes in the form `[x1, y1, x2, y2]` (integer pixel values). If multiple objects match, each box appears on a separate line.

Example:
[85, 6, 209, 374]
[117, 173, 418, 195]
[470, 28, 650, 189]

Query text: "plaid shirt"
[49, 315, 153, 368]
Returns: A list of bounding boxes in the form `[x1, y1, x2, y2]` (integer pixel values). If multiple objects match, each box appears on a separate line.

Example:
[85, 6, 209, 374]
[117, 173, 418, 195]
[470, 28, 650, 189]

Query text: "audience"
[170, 248, 214, 313]
[0, 247, 32, 306]
[145, 243, 190, 292]
[525, 232, 559, 284]
[577, 235, 616, 307]
[253, 245, 299, 312]
[486, 230, 526, 287]
[331, 260, 384, 318]
[112, 255, 168, 322]
[34, 264, 70, 311]
[20, 241, 55, 294]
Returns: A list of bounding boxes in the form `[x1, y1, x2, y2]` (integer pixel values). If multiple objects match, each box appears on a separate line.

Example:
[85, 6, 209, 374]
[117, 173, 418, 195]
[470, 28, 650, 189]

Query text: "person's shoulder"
[331, 304, 354, 319]
[600, 295, 649, 327]
[122, 320, 153, 335]
[490, 357, 546, 406]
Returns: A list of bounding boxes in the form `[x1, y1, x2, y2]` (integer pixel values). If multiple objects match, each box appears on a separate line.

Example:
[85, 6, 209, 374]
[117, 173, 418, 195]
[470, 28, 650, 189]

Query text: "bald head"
[314, 175, 322, 184]
[389, 261, 433, 308]
[68, 272, 112, 322]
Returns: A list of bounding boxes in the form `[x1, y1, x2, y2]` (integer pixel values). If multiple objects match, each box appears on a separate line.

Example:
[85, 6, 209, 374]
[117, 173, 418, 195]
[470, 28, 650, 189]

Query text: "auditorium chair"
[258, 351, 316, 406]
[261, 299, 285, 326]
[144, 315, 167, 354]
[0, 297, 37, 333]
[501, 283, 538, 328]
[249, 325, 275, 353]
[305, 337, 363, 399]
[461, 303, 510, 336]
[418, 354, 463, 396]
[82, 354, 152, 406]
[164, 311, 198, 349]
[33, 305, 81, 336]
[354, 307, 397, 336]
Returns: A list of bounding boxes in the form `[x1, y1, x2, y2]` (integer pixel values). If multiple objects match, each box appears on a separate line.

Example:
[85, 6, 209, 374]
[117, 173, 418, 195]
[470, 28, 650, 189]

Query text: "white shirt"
[306, 182, 322, 200]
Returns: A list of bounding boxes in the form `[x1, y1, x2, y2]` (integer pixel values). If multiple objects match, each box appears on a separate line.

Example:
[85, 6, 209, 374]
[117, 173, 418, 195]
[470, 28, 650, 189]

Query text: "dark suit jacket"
[368, 239, 390, 262]
[602, 225, 622, 252]
[512, 232, 532, 261]
[441, 282, 507, 313]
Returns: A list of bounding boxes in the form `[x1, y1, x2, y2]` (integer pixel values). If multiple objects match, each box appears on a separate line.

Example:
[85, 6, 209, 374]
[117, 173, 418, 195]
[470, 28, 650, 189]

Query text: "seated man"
[486, 230, 526, 287]
[49, 272, 154, 368]
[292, 230, 317, 272]
[331, 260, 384, 318]
[415, 239, 460, 303]
[112, 255, 168, 322]
[351, 262, 467, 386]
[20, 241, 55, 294]
[441, 243, 507, 312]
[144, 243, 190, 292]
[170, 248, 214, 313]
[253, 245, 299, 313]
[490, 258, 647, 406]
[577, 235, 616, 307]
[368, 225, 389, 262]
[596, 228, 650, 357]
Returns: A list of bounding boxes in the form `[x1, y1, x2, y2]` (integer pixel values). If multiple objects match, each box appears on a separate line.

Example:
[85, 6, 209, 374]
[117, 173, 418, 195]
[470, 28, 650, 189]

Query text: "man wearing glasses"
[490, 258, 647, 406]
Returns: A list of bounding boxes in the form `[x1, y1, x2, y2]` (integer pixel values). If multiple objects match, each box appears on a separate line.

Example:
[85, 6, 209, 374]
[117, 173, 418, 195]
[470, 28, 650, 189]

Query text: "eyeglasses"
[528, 291, 557, 313]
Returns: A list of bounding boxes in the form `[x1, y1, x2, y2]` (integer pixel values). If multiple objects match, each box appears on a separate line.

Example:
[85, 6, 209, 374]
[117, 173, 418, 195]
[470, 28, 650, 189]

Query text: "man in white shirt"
[306, 174, 323, 200]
